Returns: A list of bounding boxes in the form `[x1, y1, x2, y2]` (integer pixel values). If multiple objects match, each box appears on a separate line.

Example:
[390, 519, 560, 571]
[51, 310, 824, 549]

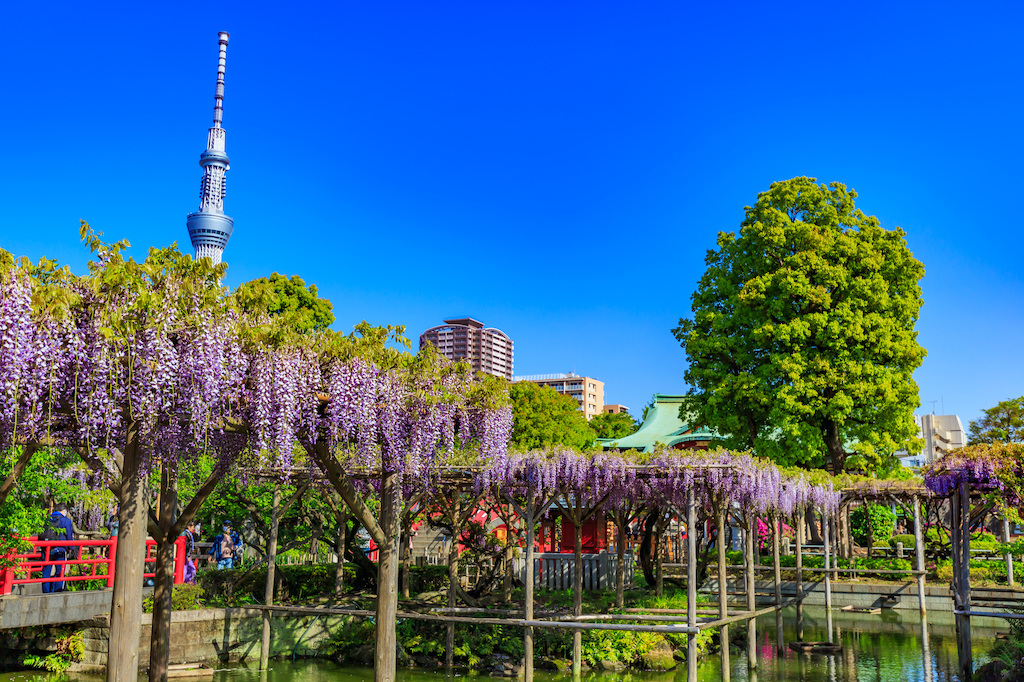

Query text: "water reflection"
[0, 607, 1003, 682]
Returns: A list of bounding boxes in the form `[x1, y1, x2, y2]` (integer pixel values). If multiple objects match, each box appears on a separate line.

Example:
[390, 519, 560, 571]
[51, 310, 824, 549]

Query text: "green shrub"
[850, 504, 896, 546]
[409, 565, 448, 593]
[890, 534, 916, 550]
[142, 583, 206, 613]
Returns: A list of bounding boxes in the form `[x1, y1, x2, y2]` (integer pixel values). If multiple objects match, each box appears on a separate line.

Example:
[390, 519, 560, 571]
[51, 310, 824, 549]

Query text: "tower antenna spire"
[187, 32, 234, 265]
[213, 32, 229, 127]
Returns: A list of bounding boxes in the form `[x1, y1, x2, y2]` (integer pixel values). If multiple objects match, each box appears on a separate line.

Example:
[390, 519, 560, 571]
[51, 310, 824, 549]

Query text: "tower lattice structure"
[187, 32, 234, 264]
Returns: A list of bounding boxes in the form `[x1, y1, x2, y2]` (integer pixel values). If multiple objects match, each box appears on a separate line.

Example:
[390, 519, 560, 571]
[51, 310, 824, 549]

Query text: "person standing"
[42, 503, 74, 593]
[209, 520, 240, 570]
[183, 520, 198, 583]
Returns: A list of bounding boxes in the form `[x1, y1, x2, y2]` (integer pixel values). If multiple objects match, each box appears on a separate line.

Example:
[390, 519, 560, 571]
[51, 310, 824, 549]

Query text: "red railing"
[0, 536, 187, 596]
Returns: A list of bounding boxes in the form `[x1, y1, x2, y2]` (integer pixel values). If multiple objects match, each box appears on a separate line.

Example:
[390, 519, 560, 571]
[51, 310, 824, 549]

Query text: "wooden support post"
[954, 483, 972, 681]
[795, 507, 804, 642]
[572, 497, 583, 679]
[656, 514, 665, 598]
[771, 512, 783, 654]
[107, 425, 147, 682]
[912, 495, 927, 615]
[745, 513, 756, 670]
[716, 504, 730, 682]
[1004, 515, 1015, 588]
[822, 506, 833, 644]
[524, 499, 536, 682]
[446, 495, 462, 669]
[374, 471, 401, 682]
[335, 504, 346, 595]
[615, 512, 626, 609]
[686, 487, 697, 682]
[260, 483, 282, 670]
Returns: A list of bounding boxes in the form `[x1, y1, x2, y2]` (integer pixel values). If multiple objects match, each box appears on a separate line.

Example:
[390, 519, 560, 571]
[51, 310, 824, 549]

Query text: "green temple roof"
[596, 394, 716, 452]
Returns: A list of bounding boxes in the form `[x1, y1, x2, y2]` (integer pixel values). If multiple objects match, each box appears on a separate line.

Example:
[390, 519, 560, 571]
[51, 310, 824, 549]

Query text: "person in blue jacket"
[42, 502, 75, 593]
[209, 519, 242, 569]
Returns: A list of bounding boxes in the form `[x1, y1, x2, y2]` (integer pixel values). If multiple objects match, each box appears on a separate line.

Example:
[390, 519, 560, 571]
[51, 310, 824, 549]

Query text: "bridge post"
[105, 538, 117, 589]
[173, 536, 187, 584]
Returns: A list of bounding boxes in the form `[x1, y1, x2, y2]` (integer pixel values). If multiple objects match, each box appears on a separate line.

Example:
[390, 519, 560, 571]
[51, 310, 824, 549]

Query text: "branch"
[305, 440, 385, 546]
[0, 445, 37, 508]
[170, 464, 225, 537]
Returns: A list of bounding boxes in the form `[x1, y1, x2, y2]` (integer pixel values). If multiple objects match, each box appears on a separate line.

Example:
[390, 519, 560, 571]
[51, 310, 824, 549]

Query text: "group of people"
[37, 506, 245, 593]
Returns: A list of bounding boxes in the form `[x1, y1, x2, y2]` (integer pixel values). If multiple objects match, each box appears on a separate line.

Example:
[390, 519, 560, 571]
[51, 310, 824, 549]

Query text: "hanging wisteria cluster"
[0, 236, 513, 484]
[924, 442, 1024, 503]
[478, 446, 840, 514]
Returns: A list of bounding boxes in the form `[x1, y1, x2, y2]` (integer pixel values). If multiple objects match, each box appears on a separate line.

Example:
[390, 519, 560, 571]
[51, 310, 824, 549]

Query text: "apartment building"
[419, 318, 514, 380]
[514, 372, 604, 420]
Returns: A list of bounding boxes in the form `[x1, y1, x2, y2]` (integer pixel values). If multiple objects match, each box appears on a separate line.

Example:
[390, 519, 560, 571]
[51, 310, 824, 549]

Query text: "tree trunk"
[716, 503, 730, 682]
[260, 483, 282, 670]
[639, 509, 658, 588]
[107, 423, 147, 682]
[823, 419, 846, 474]
[149, 466, 178, 682]
[400, 512, 412, 600]
[374, 471, 400, 682]
[523, 499, 536, 681]
[805, 506, 823, 545]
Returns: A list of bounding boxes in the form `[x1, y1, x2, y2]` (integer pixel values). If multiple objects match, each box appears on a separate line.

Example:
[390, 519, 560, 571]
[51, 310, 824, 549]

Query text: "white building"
[898, 414, 967, 467]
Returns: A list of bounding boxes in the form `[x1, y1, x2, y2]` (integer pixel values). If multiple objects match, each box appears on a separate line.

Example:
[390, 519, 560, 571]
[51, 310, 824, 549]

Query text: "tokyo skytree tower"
[186, 32, 234, 264]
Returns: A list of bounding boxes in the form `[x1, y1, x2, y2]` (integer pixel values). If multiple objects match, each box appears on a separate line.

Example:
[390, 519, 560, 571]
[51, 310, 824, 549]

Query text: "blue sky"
[2, 2, 1022, 430]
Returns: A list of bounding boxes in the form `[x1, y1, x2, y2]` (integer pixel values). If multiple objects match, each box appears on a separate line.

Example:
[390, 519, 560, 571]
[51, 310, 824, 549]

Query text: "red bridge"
[1, 536, 189, 596]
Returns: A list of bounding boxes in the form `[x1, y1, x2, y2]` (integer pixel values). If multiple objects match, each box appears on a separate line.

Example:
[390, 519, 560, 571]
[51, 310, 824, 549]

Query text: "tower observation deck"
[187, 32, 233, 264]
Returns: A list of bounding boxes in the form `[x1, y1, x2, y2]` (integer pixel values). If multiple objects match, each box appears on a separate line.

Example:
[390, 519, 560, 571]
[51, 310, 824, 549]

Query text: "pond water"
[0, 607, 1000, 682]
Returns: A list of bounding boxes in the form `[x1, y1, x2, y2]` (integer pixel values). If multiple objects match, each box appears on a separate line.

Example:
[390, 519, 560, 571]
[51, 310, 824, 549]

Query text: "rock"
[975, 660, 1010, 682]
[550, 658, 572, 672]
[598, 660, 626, 671]
[396, 643, 413, 667]
[641, 640, 678, 671]
[536, 657, 560, 671]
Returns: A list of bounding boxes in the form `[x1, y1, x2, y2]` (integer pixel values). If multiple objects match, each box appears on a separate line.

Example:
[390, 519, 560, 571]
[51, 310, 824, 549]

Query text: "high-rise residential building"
[419, 318, 514, 379]
[186, 32, 234, 265]
[514, 373, 604, 420]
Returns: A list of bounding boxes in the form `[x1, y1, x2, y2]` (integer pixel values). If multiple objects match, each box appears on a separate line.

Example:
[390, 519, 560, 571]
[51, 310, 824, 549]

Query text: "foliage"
[889, 534, 916, 550]
[233, 272, 335, 337]
[850, 504, 896, 545]
[589, 411, 640, 439]
[968, 396, 1024, 445]
[924, 443, 1024, 518]
[142, 583, 205, 613]
[673, 177, 926, 473]
[19, 627, 84, 673]
[508, 381, 596, 451]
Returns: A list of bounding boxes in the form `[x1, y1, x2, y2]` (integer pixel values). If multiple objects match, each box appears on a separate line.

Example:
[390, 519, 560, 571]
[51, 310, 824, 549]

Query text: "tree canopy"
[508, 381, 596, 451]
[673, 177, 926, 473]
[589, 411, 640, 439]
[968, 396, 1024, 445]
[234, 272, 335, 336]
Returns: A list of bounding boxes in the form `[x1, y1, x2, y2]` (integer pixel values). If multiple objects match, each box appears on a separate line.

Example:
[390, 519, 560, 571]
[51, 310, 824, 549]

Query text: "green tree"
[509, 382, 596, 450]
[673, 177, 926, 473]
[968, 396, 1024, 445]
[234, 272, 334, 335]
[589, 411, 640, 439]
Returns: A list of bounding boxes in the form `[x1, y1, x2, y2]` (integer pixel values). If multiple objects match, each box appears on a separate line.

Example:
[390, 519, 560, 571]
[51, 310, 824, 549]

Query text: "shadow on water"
[0, 606, 1001, 682]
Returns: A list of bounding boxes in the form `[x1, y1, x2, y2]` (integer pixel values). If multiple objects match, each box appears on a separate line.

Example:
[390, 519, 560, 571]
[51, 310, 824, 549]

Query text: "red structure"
[0, 536, 187, 596]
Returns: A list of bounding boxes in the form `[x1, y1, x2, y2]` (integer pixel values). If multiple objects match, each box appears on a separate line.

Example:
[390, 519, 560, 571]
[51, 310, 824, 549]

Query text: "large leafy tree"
[589, 411, 640, 439]
[509, 381, 596, 450]
[673, 177, 926, 473]
[968, 396, 1024, 445]
[234, 272, 334, 335]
